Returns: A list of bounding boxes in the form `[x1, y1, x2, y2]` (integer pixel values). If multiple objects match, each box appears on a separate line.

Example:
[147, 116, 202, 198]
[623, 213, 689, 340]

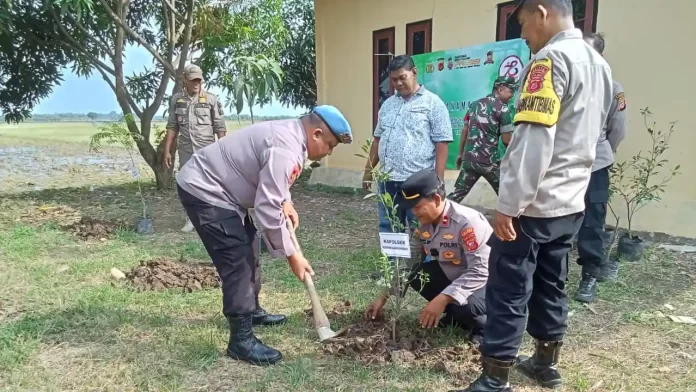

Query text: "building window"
[373, 27, 395, 130]
[496, 0, 598, 41]
[406, 19, 432, 56]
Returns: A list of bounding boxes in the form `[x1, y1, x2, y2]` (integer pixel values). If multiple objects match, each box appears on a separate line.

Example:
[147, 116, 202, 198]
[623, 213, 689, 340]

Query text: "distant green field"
[0, 121, 252, 145]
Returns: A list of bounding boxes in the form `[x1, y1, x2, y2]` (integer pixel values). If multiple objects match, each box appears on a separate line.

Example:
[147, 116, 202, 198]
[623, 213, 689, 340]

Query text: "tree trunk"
[250, 106, 254, 124]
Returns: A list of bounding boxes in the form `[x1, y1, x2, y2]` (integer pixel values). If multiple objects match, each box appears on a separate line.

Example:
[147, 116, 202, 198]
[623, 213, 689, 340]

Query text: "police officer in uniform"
[449, 76, 518, 202]
[164, 64, 227, 232]
[573, 32, 629, 303]
[176, 105, 352, 366]
[365, 169, 492, 346]
[454, 1, 613, 391]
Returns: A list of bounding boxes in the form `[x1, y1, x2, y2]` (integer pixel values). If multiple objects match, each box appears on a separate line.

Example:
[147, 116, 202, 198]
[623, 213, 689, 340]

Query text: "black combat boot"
[252, 306, 287, 326]
[450, 356, 513, 392]
[514, 340, 563, 389]
[573, 266, 598, 303]
[596, 261, 619, 282]
[226, 314, 283, 366]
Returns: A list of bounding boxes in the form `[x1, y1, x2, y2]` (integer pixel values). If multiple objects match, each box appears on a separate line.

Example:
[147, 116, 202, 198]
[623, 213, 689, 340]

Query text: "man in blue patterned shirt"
[362, 55, 453, 271]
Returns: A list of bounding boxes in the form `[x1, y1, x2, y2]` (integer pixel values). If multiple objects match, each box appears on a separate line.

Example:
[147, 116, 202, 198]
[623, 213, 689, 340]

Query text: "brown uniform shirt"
[176, 119, 307, 258]
[166, 89, 226, 153]
[416, 200, 492, 305]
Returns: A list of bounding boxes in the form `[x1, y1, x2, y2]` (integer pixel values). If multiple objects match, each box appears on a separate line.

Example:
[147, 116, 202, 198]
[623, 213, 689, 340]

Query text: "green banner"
[413, 39, 531, 170]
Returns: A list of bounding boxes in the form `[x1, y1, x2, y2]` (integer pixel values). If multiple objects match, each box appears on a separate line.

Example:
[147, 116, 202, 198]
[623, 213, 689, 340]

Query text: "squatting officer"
[365, 169, 492, 346]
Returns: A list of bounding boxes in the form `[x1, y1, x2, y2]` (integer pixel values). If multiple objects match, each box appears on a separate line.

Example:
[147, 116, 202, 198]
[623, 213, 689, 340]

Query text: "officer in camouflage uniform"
[448, 76, 517, 203]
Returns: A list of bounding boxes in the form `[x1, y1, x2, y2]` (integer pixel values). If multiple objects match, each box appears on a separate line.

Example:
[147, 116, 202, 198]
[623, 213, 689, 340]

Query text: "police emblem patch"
[452, 259, 461, 265]
[422, 231, 431, 239]
[616, 92, 626, 112]
[443, 251, 455, 259]
[513, 58, 561, 127]
[442, 233, 455, 240]
[461, 227, 479, 252]
[289, 165, 301, 185]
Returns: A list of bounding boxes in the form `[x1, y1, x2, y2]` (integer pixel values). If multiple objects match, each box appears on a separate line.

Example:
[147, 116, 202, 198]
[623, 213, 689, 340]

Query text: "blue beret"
[312, 105, 353, 144]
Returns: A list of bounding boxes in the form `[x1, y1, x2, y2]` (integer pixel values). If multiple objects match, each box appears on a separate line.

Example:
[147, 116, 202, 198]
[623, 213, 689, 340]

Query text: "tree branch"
[65, 13, 114, 58]
[95, 66, 143, 119]
[48, 5, 116, 76]
[162, 0, 185, 21]
[97, 0, 177, 75]
[175, 0, 195, 77]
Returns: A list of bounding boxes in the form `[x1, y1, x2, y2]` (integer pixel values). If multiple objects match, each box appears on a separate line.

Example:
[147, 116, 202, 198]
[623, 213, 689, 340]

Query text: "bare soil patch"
[126, 257, 220, 292]
[308, 301, 480, 379]
[61, 216, 126, 240]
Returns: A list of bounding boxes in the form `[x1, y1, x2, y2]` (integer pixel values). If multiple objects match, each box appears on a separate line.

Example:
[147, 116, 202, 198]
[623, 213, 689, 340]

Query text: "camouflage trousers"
[447, 161, 500, 203]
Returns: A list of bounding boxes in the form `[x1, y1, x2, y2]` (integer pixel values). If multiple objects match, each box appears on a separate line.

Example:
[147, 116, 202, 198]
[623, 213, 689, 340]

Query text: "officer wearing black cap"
[453, 1, 613, 391]
[365, 169, 493, 346]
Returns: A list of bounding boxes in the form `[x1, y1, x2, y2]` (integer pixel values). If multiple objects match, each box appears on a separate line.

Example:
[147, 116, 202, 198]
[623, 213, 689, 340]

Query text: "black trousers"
[577, 167, 610, 269]
[409, 259, 487, 333]
[482, 213, 583, 361]
[178, 185, 261, 316]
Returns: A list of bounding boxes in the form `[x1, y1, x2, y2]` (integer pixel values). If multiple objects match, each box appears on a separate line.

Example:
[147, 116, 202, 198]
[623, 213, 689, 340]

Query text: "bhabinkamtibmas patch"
[513, 58, 561, 127]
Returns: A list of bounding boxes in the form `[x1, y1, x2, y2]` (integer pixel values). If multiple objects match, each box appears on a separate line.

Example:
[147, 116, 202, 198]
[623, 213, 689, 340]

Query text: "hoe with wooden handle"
[286, 220, 349, 343]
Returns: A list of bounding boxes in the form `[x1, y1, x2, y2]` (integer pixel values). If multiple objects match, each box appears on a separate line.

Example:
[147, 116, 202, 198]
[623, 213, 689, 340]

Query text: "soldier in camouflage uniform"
[448, 76, 517, 203]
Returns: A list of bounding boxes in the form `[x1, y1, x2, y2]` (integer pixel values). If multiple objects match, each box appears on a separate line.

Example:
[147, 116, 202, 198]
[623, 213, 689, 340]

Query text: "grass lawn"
[0, 130, 695, 391]
[0, 121, 252, 145]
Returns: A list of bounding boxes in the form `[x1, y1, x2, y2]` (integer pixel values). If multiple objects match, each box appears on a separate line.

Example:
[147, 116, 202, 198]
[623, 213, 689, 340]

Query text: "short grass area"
[0, 129, 695, 391]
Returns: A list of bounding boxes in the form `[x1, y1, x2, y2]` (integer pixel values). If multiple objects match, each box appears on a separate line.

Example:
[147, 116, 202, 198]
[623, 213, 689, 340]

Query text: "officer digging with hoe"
[454, 0, 613, 391]
[176, 105, 353, 366]
[365, 169, 493, 347]
[163, 64, 227, 233]
[573, 32, 629, 304]
[448, 76, 518, 203]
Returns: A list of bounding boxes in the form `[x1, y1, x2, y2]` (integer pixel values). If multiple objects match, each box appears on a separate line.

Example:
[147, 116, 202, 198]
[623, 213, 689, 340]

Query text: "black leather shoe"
[449, 356, 513, 392]
[226, 314, 282, 366]
[573, 267, 598, 303]
[515, 340, 563, 389]
[596, 261, 619, 282]
[252, 307, 287, 326]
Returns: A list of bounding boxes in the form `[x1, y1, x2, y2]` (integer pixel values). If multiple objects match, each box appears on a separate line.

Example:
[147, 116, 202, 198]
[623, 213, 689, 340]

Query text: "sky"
[34, 45, 304, 117]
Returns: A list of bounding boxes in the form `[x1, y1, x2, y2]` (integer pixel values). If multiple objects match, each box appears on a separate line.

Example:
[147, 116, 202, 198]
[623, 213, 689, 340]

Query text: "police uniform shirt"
[593, 80, 628, 172]
[416, 200, 493, 305]
[176, 119, 307, 258]
[166, 89, 226, 153]
[497, 28, 613, 218]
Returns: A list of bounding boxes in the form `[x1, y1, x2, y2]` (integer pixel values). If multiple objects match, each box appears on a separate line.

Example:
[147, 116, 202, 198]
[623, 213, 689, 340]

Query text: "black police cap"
[399, 169, 441, 210]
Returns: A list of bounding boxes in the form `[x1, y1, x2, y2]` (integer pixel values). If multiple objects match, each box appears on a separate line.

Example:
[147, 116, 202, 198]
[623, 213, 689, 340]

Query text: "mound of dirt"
[312, 302, 480, 377]
[126, 258, 220, 292]
[62, 216, 124, 240]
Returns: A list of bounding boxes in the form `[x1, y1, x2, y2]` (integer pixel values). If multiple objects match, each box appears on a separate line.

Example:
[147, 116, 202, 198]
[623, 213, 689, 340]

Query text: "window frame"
[405, 19, 433, 56]
[372, 27, 396, 130]
[496, 0, 599, 41]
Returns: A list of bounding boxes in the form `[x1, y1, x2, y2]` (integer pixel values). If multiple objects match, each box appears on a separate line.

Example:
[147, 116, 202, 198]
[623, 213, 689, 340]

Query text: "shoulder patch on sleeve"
[616, 92, 626, 112]
[289, 164, 301, 185]
[460, 227, 479, 252]
[513, 58, 561, 127]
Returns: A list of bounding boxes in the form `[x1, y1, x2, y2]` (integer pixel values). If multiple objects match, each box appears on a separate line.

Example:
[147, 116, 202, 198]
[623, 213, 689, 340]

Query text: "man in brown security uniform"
[163, 64, 227, 232]
[448, 76, 517, 203]
[365, 169, 492, 346]
[176, 105, 353, 366]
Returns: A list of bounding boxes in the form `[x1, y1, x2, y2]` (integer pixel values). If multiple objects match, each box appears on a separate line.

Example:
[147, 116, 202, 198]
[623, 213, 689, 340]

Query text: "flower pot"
[617, 233, 644, 262]
[136, 217, 153, 234]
